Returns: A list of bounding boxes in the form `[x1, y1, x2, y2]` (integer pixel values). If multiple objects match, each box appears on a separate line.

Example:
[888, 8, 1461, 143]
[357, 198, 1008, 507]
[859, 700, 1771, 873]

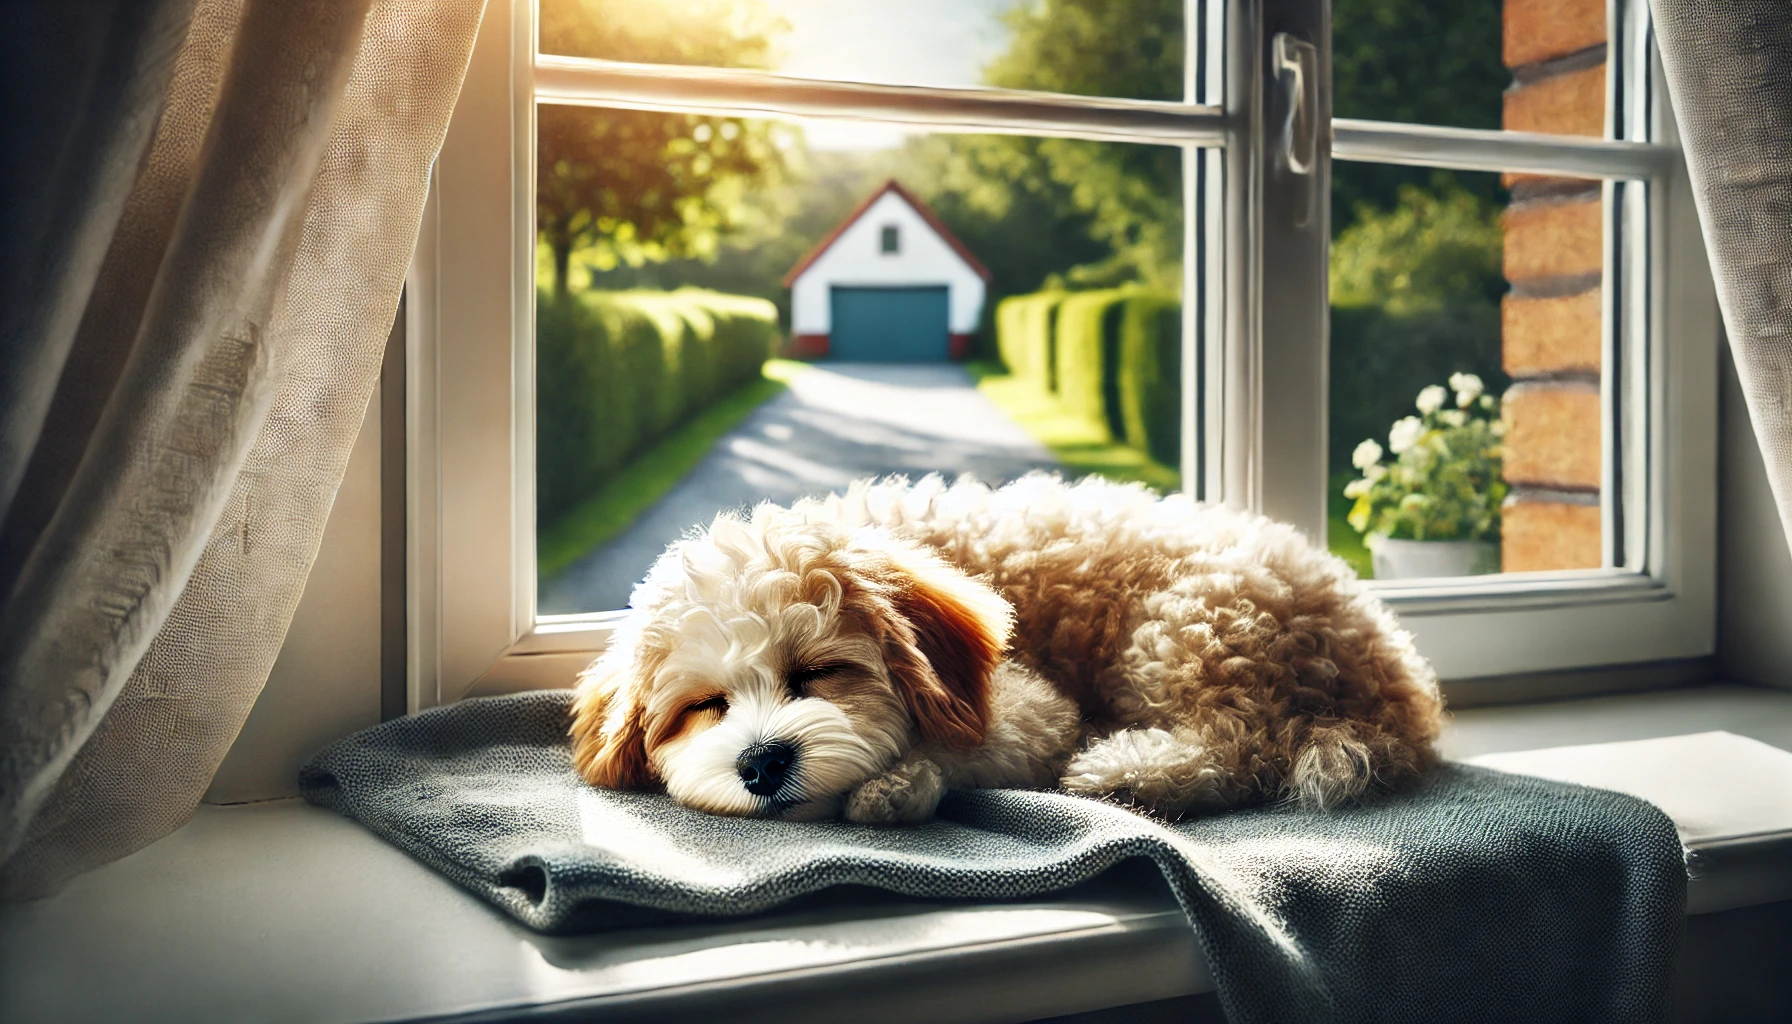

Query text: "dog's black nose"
[737, 741, 797, 797]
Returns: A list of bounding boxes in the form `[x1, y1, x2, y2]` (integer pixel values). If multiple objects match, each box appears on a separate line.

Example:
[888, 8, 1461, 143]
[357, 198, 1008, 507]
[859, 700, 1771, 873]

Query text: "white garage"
[782, 180, 991, 362]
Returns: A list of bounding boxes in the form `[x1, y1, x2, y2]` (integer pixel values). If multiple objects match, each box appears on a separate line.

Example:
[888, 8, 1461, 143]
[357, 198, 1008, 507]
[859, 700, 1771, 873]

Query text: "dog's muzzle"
[736, 741, 797, 797]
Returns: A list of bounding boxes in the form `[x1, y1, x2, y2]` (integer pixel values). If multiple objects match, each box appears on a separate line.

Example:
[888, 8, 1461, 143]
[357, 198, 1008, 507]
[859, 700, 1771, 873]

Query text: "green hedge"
[994, 290, 1067, 392]
[1116, 292, 1181, 468]
[1053, 290, 1128, 440]
[536, 288, 779, 526]
[996, 287, 1180, 470]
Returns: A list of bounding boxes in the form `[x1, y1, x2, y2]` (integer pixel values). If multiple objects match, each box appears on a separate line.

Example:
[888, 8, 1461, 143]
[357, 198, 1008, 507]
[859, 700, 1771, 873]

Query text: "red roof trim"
[781, 179, 994, 288]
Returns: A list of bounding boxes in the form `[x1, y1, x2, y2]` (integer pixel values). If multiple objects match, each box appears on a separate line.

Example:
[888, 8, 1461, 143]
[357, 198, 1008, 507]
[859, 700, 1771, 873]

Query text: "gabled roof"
[781, 179, 994, 288]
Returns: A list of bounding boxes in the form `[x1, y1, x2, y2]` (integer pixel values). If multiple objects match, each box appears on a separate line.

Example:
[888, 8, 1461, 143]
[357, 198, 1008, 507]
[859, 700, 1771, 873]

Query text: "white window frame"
[410, 0, 1715, 709]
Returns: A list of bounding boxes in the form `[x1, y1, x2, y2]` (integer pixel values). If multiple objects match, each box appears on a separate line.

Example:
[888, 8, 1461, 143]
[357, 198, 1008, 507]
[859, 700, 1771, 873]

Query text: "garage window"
[416, 0, 1715, 705]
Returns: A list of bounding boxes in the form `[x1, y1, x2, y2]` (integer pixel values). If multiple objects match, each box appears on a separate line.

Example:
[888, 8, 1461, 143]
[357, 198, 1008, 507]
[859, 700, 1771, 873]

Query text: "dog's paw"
[1061, 728, 1225, 818]
[844, 758, 946, 824]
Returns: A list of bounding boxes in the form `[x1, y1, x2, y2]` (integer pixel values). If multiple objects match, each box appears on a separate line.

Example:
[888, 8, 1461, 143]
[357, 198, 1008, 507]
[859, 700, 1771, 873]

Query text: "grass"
[966, 360, 1181, 493]
[537, 358, 813, 580]
[1327, 470, 1374, 579]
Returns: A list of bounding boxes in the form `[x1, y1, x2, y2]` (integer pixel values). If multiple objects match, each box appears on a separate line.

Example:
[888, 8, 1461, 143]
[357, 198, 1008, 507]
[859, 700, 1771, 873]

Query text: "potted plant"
[1346, 373, 1506, 579]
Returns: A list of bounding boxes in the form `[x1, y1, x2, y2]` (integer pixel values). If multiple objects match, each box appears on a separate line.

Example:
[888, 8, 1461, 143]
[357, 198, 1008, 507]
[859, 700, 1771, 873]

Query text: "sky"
[755, 0, 1018, 150]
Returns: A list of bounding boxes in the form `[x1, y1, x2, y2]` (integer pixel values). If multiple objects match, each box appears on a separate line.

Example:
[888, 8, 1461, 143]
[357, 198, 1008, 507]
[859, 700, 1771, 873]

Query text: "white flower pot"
[1368, 536, 1500, 580]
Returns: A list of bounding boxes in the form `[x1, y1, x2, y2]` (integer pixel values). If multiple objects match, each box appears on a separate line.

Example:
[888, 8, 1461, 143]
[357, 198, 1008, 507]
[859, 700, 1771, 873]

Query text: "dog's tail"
[1284, 727, 1376, 812]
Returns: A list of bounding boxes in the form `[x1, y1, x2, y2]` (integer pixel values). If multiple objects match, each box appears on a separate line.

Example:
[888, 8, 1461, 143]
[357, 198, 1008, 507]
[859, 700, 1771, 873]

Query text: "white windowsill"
[5, 683, 1792, 1024]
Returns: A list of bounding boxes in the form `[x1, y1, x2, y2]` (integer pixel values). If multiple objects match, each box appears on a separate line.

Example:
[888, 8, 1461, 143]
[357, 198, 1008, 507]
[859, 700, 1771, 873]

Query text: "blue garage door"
[829, 286, 950, 362]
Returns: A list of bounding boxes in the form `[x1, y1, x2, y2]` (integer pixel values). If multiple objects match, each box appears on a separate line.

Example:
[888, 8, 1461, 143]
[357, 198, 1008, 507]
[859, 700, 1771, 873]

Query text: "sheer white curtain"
[0, 0, 486, 898]
[1653, 2, 1792, 554]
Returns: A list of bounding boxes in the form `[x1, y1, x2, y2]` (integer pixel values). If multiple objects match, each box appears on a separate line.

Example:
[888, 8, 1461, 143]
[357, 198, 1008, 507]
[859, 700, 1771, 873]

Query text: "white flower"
[1351, 438, 1383, 470]
[1388, 416, 1424, 454]
[1438, 409, 1467, 428]
[1416, 385, 1448, 416]
[1450, 372, 1484, 407]
[1364, 463, 1387, 482]
[1343, 478, 1371, 499]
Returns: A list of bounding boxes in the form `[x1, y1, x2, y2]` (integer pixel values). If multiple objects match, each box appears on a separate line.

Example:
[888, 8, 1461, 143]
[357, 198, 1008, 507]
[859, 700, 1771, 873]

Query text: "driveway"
[540, 363, 1059, 614]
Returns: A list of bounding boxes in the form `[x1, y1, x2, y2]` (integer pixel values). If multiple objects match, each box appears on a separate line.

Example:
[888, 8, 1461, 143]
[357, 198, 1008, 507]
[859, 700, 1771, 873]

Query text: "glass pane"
[1334, 0, 1608, 136]
[1328, 163, 1609, 579]
[536, 106, 1185, 613]
[537, 0, 1185, 102]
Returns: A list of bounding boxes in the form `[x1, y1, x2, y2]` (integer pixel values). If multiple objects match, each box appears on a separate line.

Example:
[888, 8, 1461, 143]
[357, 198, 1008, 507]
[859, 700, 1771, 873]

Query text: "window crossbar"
[1334, 118, 1672, 180]
[533, 55, 1229, 145]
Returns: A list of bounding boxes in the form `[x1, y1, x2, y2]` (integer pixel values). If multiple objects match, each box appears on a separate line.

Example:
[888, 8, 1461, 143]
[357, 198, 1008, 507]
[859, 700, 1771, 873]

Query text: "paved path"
[541, 363, 1059, 613]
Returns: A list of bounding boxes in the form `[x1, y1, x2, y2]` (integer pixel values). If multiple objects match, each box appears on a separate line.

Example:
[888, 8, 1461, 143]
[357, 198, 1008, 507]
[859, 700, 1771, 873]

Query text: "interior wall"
[204, 383, 384, 802]
[1717, 341, 1792, 689]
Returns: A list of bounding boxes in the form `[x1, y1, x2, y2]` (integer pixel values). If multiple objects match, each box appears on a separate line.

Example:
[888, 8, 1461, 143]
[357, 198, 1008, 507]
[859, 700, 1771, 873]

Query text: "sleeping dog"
[569, 474, 1444, 823]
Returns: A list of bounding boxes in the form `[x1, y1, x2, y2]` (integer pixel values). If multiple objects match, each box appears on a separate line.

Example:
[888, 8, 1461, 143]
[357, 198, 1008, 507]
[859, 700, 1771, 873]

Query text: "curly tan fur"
[570, 473, 1445, 822]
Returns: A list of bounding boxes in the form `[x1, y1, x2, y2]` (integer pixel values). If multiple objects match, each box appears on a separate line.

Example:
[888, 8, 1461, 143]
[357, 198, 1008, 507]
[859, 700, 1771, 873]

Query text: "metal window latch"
[1272, 31, 1319, 228]
[1273, 31, 1318, 177]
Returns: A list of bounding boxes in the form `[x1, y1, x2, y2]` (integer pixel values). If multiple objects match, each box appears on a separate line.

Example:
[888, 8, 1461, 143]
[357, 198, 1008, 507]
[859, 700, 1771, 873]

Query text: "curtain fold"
[0, 0, 487, 898]
[1651, 2, 1792, 553]
[0, 0, 199, 540]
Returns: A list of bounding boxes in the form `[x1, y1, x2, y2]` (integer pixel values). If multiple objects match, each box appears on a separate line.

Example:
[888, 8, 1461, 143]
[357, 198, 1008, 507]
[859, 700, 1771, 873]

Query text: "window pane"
[537, 0, 1185, 102]
[1328, 163, 1611, 579]
[1334, 0, 1608, 136]
[536, 107, 1185, 613]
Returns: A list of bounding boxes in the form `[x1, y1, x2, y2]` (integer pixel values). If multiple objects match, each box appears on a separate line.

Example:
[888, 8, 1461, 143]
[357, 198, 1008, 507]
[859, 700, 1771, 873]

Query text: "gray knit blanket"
[299, 690, 1685, 1024]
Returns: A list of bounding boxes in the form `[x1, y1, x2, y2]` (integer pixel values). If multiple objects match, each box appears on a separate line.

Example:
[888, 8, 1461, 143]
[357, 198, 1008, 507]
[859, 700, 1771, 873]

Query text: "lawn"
[966, 360, 1181, 493]
[537, 358, 813, 580]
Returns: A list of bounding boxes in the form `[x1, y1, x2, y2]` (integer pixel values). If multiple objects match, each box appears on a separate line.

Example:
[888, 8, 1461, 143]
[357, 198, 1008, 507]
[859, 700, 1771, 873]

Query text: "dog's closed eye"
[785, 662, 846, 697]
[685, 694, 728, 717]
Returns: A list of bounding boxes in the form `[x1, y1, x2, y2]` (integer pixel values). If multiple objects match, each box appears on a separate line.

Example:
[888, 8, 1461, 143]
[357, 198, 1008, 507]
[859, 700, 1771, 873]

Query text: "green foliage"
[1053, 290, 1128, 438]
[1116, 292, 1182, 468]
[981, 0, 1184, 289]
[998, 287, 1181, 471]
[1332, 185, 1505, 314]
[536, 0, 789, 297]
[1033, 137, 1183, 290]
[1329, 184, 1509, 474]
[1346, 376, 1508, 542]
[1331, 0, 1508, 220]
[985, 0, 1183, 102]
[1333, 0, 1505, 129]
[535, 288, 778, 526]
[539, 361, 808, 579]
[995, 291, 1068, 393]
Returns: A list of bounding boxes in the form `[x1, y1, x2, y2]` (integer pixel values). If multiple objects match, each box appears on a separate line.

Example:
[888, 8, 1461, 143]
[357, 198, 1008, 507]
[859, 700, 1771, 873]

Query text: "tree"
[979, 0, 1186, 290]
[536, 0, 789, 298]
[1333, 0, 1508, 222]
[984, 0, 1183, 103]
[1334, 0, 1505, 129]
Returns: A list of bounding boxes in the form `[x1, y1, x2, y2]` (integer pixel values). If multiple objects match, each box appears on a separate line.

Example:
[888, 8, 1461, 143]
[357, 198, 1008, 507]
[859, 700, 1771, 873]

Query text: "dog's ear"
[857, 540, 1013, 749]
[569, 652, 654, 789]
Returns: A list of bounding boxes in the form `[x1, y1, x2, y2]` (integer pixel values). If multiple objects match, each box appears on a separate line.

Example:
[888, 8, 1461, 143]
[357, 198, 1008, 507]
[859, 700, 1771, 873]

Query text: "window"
[416, 0, 1715, 706]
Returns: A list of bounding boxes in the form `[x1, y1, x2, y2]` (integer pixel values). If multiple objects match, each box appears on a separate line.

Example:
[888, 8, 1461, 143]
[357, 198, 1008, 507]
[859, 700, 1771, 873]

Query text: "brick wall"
[1499, 0, 1607, 573]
